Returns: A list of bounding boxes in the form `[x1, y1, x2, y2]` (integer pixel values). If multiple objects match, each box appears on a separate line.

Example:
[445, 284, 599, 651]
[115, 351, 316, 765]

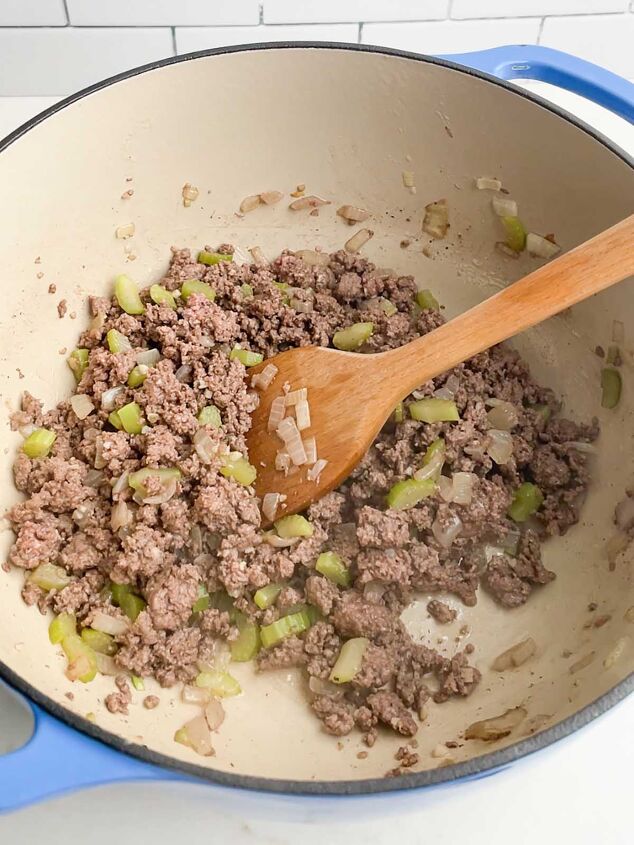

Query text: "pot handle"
[440, 45, 634, 123]
[0, 683, 187, 813]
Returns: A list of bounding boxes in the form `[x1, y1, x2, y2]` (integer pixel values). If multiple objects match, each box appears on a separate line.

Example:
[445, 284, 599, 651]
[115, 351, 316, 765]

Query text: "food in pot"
[6, 245, 602, 750]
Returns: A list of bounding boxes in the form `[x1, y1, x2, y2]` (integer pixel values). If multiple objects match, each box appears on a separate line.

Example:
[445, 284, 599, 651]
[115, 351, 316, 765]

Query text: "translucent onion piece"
[612, 319, 625, 344]
[275, 451, 291, 472]
[112, 471, 130, 495]
[259, 190, 283, 206]
[70, 394, 95, 420]
[90, 611, 129, 636]
[136, 348, 161, 367]
[115, 222, 135, 239]
[84, 469, 105, 487]
[101, 385, 125, 411]
[526, 233, 560, 259]
[276, 417, 307, 465]
[176, 715, 214, 756]
[290, 298, 313, 313]
[240, 194, 261, 213]
[432, 386, 455, 401]
[563, 440, 597, 454]
[182, 685, 211, 705]
[94, 652, 118, 676]
[486, 401, 519, 431]
[262, 492, 281, 522]
[307, 459, 328, 481]
[111, 500, 132, 531]
[475, 176, 502, 191]
[491, 196, 518, 217]
[193, 428, 218, 464]
[295, 399, 311, 431]
[19, 423, 37, 439]
[486, 429, 514, 465]
[72, 503, 93, 528]
[249, 245, 267, 265]
[363, 581, 386, 601]
[329, 637, 369, 684]
[251, 363, 278, 391]
[303, 436, 317, 465]
[143, 478, 177, 505]
[263, 532, 300, 548]
[205, 698, 226, 731]
[267, 396, 287, 432]
[465, 707, 527, 741]
[295, 249, 330, 267]
[175, 364, 193, 383]
[309, 676, 343, 697]
[495, 241, 520, 259]
[402, 171, 415, 188]
[285, 388, 307, 406]
[438, 475, 454, 502]
[615, 495, 634, 531]
[422, 199, 449, 239]
[289, 195, 330, 211]
[413, 449, 445, 482]
[491, 638, 537, 672]
[344, 228, 374, 253]
[431, 512, 463, 547]
[451, 472, 476, 505]
[337, 205, 371, 223]
[182, 182, 199, 206]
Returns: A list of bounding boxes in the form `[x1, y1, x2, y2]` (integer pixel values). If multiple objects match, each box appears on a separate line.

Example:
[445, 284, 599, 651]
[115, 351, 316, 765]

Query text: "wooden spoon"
[247, 214, 634, 524]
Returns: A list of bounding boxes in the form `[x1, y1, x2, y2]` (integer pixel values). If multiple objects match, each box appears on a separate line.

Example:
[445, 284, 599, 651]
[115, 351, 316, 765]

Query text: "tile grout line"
[170, 26, 177, 55]
[536, 17, 545, 44]
[61, 0, 70, 27]
[358, 22, 363, 44]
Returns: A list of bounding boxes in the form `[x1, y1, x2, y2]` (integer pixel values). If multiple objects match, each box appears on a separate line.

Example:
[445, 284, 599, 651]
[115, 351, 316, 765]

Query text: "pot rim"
[1, 40, 632, 797]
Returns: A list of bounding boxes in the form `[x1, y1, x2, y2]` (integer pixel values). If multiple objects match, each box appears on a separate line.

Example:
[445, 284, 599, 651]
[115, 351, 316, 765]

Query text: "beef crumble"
[6, 246, 597, 742]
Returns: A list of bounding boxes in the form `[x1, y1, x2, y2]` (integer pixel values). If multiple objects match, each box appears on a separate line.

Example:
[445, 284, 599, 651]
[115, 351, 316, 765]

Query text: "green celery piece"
[49, 613, 77, 644]
[409, 398, 459, 423]
[28, 563, 70, 591]
[241, 283, 254, 299]
[127, 364, 149, 388]
[149, 284, 177, 309]
[62, 634, 97, 683]
[329, 637, 369, 684]
[333, 322, 374, 351]
[379, 298, 397, 317]
[114, 274, 145, 315]
[108, 410, 123, 430]
[415, 289, 440, 310]
[181, 279, 216, 302]
[229, 347, 264, 367]
[131, 675, 145, 691]
[117, 402, 145, 434]
[128, 466, 181, 493]
[81, 628, 118, 656]
[422, 438, 445, 464]
[192, 584, 210, 614]
[260, 609, 313, 649]
[119, 592, 146, 621]
[253, 583, 283, 610]
[230, 613, 261, 662]
[501, 216, 527, 252]
[508, 482, 544, 523]
[386, 478, 436, 510]
[106, 328, 132, 354]
[110, 582, 132, 606]
[274, 514, 313, 539]
[67, 348, 89, 382]
[197, 250, 233, 266]
[197, 404, 222, 428]
[601, 368, 622, 409]
[195, 670, 241, 697]
[394, 401, 404, 423]
[23, 428, 56, 459]
[219, 455, 257, 486]
[315, 552, 350, 587]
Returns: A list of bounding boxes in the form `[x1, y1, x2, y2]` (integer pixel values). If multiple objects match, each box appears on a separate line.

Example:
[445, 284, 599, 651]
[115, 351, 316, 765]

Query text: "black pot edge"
[1, 40, 632, 798]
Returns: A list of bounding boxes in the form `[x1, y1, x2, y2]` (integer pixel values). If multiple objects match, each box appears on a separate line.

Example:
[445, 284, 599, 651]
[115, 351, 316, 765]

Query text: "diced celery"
[274, 282, 289, 292]
[174, 727, 192, 748]
[67, 348, 89, 382]
[386, 477, 436, 510]
[192, 584, 210, 614]
[394, 401, 404, 423]
[501, 216, 527, 253]
[240, 283, 254, 299]
[81, 628, 118, 656]
[28, 562, 70, 591]
[409, 398, 460, 423]
[149, 284, 177, 309]
[230, 347, 264, 367]
[508, 482, 543, 523]
[127, 364, 148, 388]
[195, 670, 241, 697]
[48, 613, 76, 644]
[423, 438, 445, 464]
[128, 466, 182, 493]
[606, 345, 620, 366]
[274, 514, 313, 539]
[329, 637, 369, 684]
[108, 410, 123, 430]
[119, 592, 146, 622]
[181, 279, 216, 302]
[62, 634, 97, 683]
[131, 675, 145, 691]
[260, 609, 313, 649]
[208, 590, 237, 621]
[315, 552, 350, 587]
[197, 404, 222, 428]
[333, 322, 374, 351]
[416, 289, 440, 311]
[230, 613, 261, 662]
[117, 401, 145, 434]
[106, 328, 132, 354]
[380, 298, 397, 317]
[601, 368, 621, 409]
[253, 583, 283, 610]
[23, 428, 56, 458]
[530, 403, 551, 424]
[114, 274, 145, 315]
[110, 582, 132, 606]
[219, 455, 257, 486]
[197, 250, 233, 266]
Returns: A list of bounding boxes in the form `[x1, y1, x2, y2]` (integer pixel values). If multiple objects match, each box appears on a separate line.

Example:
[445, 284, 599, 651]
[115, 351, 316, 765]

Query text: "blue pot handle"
[440, 45, 634, 124]
[0, 683, 188, 813]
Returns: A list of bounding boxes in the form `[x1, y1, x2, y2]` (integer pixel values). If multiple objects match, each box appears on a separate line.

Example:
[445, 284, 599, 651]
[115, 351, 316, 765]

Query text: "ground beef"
[6, 245, 596, 747]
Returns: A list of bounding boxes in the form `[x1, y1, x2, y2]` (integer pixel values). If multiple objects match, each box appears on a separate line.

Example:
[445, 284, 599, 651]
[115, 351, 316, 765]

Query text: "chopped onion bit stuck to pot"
[491, 196, 518, 218]
[402, 171, 415, 188]
[115, 223, 135, 240]
[182, 182, 199, 207]
[422, 199, 449, 239]
[289, 195, 331, 211]
[70, 393, 95, 420]
[330, 638, 369, 684]
[294, 249, 330, 267]
[465, 707, 527, 741]
[491, 638, 537, 671]
[526, 232, 561, 259]
[344, 228, 374, 253]
[475, 176, 502, 191]
[337, 205, 371, 224]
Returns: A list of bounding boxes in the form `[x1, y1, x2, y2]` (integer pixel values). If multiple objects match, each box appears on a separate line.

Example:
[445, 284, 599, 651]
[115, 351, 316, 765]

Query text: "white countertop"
[0, 84, 632, 844]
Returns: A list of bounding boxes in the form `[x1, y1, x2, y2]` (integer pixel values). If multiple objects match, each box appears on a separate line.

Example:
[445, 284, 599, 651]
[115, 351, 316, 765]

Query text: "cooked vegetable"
[81, 628, 117, 656]
[394, 401, 404, 423]
[329, 637, 368, 683]
[501, 216, 526, 253]
[422, 199, 449, 239]
[276, 416, 307, 466]
[526, 233, 560, 259]
[315, 551, 350, 587]
[230, 347, 264, 367]
[230, 613, 261, 662]
[108, 410, 123, 430]
[197, 250, 232, 266]
[491, 196, 518, 217]
[414, 438, 445, 481]
[195, 670, 242, 697]
[111, 583, 146, 621]
[128, 466, 182, 493]
[486, 400, 518, 431]
[465, 707, 527, 741]
[127, 364, 148, 388]
[531, 403, 551, 423]
[333, 322, 374, 351]
[491, 638, 537, 671]
[197, 404, 222, 427]
[67, 348, 89, 382]
[240, 283, 254, 299]
[260, 608, 313, 648]
[181, 279, 216, 302]
[28, 562, 70, 591]
[106, 328, 132, 354]
[415, 289, 440, 311]
[253, 583, 283, 610]
[274, 514, 313, 539]
[408, 398, 459, 423]
[70, 394, 94, 420]
[337, 205, 371, 224]
[192, 584, 210, 614]
[114, 274, 145, 315]
[62, 634, 97, 683]
[149, 284, 177, 309]
[508, 482, 543, 522]
[23, 427, 56, 458]
[476, 176, 502, 191]
[131, 675, 145, 691]
[174, 715, 214, 756]
[219, 454, 257, 486]
[48, 613, 76, 644]
[90, 610, 129, 636]
[117, 401, 145, 434]
[601, 367, 621, 409]
[386, 477, 436, 510]
[378, 298, 397, 317]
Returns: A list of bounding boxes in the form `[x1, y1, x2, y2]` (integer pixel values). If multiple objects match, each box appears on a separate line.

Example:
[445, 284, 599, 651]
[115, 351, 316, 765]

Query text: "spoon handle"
[381, 213, 634, 401]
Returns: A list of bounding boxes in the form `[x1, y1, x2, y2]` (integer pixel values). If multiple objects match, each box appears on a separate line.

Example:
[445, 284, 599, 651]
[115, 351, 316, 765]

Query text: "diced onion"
[486, 400, 518, 431]
[526, 233, 560, 259]
[143, 478, 178, 505]
[70, 394, 95, 420]
[486, 429, 514, 465]
[363, 581, 386, 601]
[262, 492, 281, 522]
[438, 475, 454, 502]
[175, 364, 192, 383]
[402, 171, 415, 188]
[309, 676, 343, 697]
[285, 388, 307, 406]
[263, 532, 300, 548]
[414, 449, 445, 482]
[182, 183, 199, 206]
[295, 399, 311, 431]
[112, 472, 130, 495]
[204, 698, 225, 731]
[267, 396, 286, 433]
[612, 319, 625, 344]
[451, 472, 476, 505]
[476, 176, 502, 191]
[91, 611, 129, 636]
[84, 469, 105, 487]
[94, 652, 118, 676]
[432, 387, 455, 401]
[249, 245, 267, 266]
[259, 190, 283, 206]
[252, 364, 279, 391]
[495, 241, 520, 258]
[72, 503, 93, 528]
[101, 386, 125, 411]
[303, 436, 317, 465]
[492, 196, 518, 217]
[176, 715, 214, 756]
[295, 249, 330, 267]
[182, 685, 211, 705]
[431, 512, 463, 547]
[563, 440, 597, 454]
[240, 194, 261, 213]
[491, 638, 536, 671]
[193, 428, 218, 464]
[307, 459, 328, 481]
[111, 500, 132, 531]
[115, 223, 135, 239]
[276, 417, 307, 466]
[19, 423, 37, 439]
[275, 451, 291, 472]
[344, 228, 374, 253]
[465, 707, 527, 741]
[136, 348, 161, 367]
[289, 195, 330, 211]
[422, 199, 449, 239]
[290, 297, 313, 313]
[337, 205, 371, 224]
[615, 496, 634, 531]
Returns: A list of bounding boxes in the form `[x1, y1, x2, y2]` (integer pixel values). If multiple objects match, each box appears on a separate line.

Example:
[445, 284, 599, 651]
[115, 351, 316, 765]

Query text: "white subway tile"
[541, 13, 634, 77]
[362, 18, 541, 54]
[0, 28, 174, 96]
[452, 0, 628, 18]
[176, 24, 360, 54]
[0, 0, 67, 26]
[66, 0, 259, 27]
[263, 1, 448, 24]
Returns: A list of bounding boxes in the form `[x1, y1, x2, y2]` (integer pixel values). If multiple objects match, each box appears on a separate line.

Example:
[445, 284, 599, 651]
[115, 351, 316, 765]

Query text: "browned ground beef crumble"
[7, 246, 599, 741]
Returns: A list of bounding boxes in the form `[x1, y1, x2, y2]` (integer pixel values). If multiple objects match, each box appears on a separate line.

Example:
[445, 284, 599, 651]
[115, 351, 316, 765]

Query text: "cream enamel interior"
[0, 46, 632, 784]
